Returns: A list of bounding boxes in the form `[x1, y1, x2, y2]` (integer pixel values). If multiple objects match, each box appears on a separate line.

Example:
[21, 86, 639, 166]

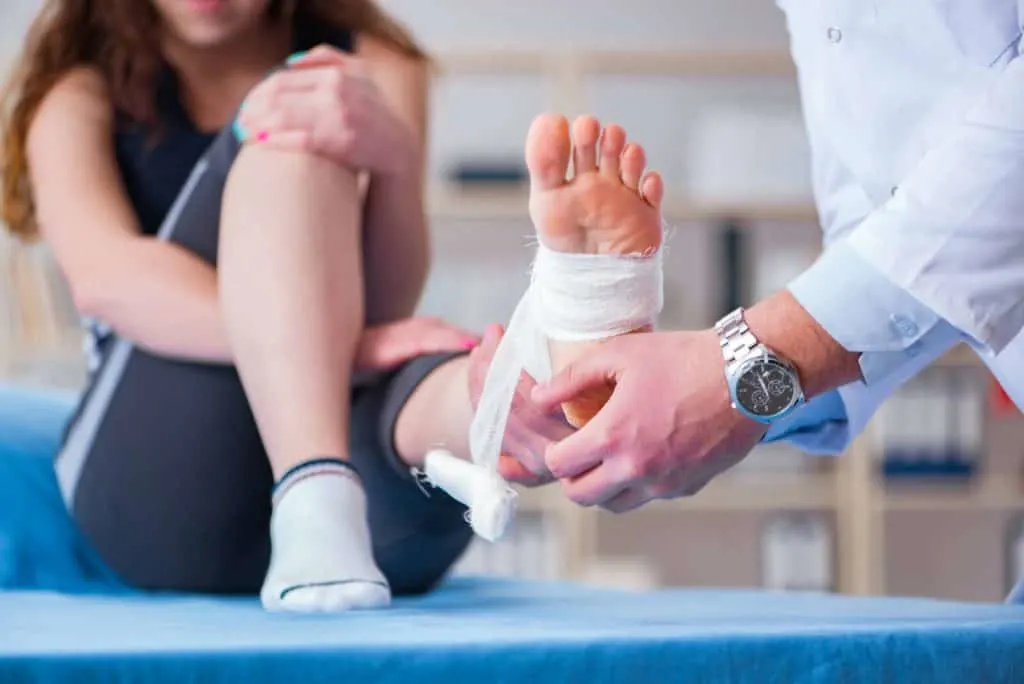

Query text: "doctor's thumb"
[531, 356, 619, 410]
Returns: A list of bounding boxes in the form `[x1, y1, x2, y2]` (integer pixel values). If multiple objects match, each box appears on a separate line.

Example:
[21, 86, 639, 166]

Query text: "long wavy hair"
[0, 0, 426, 241]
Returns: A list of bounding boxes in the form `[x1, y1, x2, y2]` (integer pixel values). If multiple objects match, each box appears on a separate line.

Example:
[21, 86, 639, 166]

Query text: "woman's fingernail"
[286, 51, 307, 65]
[255, 130, 269, 143]
[232, 118, 247, 142]
[461, 338, 479, 350]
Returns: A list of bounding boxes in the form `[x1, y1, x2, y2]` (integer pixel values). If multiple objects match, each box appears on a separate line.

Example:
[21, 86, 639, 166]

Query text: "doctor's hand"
[531, 330, 767, 512]
[467, 324, 574, 487]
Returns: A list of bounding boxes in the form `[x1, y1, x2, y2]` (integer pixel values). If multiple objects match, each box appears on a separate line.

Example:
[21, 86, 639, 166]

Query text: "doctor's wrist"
[743, 290, 862, 398]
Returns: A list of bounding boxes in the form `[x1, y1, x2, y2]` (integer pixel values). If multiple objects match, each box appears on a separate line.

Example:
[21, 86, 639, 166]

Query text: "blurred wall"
[1, 1, 41, 66]
[378, 0, 789, 52]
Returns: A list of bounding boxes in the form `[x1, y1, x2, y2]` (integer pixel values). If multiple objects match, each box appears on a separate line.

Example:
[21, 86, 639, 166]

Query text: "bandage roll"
[424, 449, 517, 543]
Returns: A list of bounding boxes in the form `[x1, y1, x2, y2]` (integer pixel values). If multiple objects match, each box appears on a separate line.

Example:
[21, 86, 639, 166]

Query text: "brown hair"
[0, 0, 426, 241]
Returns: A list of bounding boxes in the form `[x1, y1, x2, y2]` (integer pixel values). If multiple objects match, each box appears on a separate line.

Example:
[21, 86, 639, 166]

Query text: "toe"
[641, 172, 665, 209]
[571, 115, 601, 176]
[599, 124, 626, 178]
[525, 113, 572, 191]
[620, 143, 646, 190]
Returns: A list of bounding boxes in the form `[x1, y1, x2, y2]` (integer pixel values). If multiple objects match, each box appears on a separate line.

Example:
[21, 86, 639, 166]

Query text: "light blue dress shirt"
[762, 0, 1024, 450]
[762, 0, 1024, 602]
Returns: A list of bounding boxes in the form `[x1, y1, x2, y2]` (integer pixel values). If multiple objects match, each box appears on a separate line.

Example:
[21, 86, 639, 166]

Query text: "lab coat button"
[890, 315, 919, 339]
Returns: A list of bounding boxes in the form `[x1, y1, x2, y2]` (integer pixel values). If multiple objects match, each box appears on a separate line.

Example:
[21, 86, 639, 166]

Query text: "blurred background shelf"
[879, 478, 1024, 512]
[517, 473, 837, 514]
[936, 343, 984, 368]
[657, 474, 836, 512]
[436, 50, 797, 78]
[429, 185, 819, 223]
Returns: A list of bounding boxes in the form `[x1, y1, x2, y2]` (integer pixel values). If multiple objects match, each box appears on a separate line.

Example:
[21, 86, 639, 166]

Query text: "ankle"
[272, 457, 361, 507]
[270, 449, 350, 481]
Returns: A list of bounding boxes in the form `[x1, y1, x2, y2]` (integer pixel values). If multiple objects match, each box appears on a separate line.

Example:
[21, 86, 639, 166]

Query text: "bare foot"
[524, 113, 665, 427]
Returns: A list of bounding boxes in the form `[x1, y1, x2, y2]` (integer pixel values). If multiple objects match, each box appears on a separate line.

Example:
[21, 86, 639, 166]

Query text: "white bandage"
[532, 244, 664, 342]
[423, 449, 517, 542]
[425, 238, 664, 542]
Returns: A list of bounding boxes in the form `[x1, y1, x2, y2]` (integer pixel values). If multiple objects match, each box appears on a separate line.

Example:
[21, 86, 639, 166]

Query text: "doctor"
[468, 0, 1024, 584]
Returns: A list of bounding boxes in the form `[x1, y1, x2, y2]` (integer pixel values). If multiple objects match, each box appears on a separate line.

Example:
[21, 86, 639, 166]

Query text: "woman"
[0, 0, 665, 613]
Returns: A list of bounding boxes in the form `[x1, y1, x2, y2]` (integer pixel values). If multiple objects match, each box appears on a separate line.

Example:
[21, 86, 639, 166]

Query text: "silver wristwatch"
[714, 308, 805, 424]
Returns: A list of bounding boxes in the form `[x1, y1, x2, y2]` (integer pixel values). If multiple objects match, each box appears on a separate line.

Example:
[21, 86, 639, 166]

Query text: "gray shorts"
[55, 128, 472, 596]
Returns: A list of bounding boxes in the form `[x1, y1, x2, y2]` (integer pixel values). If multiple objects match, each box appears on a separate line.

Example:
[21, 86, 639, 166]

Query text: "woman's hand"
[467, 325, 572, 488]
[236, 45, 416, 175]
[355, 317, 480, 373]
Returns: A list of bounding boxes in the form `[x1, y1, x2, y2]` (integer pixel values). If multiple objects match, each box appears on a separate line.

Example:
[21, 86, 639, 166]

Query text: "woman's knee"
[222, 141, 360, 217]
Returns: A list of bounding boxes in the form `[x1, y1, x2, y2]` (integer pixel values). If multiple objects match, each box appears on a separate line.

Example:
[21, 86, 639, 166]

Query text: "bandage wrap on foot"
[425, 238, 664, 542]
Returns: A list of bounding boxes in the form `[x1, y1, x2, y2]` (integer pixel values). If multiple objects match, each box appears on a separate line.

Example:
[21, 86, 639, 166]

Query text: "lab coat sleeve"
[796, 49, 1024, 384]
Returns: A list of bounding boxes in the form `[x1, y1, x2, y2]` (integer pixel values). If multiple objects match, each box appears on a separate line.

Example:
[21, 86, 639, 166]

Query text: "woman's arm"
[26, 68, 233, 364]
[358, 36, 431, 324]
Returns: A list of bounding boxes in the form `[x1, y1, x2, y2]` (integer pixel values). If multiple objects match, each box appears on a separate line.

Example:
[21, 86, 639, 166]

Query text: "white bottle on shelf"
[923, 371, 948, 469]
[880, 385, 912, 473]
[1008, 515, 1024, 595]
[957, 368, 985, 473]
[761, 513, 833, 592]
[542, 514, 565, 581]
[515, 512, 544, 581]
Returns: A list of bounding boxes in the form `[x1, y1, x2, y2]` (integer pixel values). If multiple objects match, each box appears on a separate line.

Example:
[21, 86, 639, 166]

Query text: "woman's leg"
[220, 147, 361, 480]
[61, 130, 286, 596]
[219, 144, 397, 611]
[60, 127, 471, 602]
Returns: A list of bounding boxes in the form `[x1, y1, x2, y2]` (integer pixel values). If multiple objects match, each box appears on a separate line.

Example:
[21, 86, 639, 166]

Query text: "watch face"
[735, 360, 797, 418]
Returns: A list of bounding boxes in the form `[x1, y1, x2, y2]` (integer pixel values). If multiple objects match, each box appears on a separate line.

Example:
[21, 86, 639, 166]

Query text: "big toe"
[525, 113, 571, 192]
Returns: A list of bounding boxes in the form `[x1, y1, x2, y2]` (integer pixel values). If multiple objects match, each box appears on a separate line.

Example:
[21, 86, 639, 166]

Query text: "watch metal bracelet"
[715, 308, 761, 376]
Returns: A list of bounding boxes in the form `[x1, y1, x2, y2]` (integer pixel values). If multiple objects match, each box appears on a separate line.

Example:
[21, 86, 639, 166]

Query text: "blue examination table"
[2, 384, 1023, 683]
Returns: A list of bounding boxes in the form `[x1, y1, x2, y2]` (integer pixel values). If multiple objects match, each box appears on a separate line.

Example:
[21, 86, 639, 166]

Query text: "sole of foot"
[524, 113, 665, 427]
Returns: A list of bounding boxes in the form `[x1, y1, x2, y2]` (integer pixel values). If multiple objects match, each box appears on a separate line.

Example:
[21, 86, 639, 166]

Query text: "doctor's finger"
[530, 350, 623, 412]
[559, 455, 639, 507]
[542, 404, 625, 479]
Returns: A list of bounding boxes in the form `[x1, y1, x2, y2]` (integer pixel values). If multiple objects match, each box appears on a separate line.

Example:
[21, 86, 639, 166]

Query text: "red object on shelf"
[990, 377, 1019, 417]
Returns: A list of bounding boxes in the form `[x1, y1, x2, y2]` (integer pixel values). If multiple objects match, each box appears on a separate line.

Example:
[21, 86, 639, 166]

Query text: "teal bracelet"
[232, 117, 249, 143]
[233, 52, 308, 143]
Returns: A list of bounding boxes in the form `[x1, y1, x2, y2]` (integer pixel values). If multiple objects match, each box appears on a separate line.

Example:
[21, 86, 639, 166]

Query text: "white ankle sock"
[260, 459, 390, 613]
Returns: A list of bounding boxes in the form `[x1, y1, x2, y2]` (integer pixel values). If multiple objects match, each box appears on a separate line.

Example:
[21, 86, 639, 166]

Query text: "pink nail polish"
[461, 339, 479, 350]
[255, 130, 269, 142]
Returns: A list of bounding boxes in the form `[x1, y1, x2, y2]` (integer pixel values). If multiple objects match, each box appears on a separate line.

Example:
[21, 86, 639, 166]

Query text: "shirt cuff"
[762, 389, 850, 454]
[762, 315, 963, 454]
[787, 241, 945, 385]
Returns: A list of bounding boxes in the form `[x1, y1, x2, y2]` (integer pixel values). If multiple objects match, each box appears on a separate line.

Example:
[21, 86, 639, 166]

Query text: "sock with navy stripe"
[260, 458, 391, 612]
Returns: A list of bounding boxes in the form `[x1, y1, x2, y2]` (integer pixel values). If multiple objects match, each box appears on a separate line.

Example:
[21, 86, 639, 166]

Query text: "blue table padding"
[2, 580, 1024, 683]
[0, 384, 126, 594]
[2, 383, 1024, 683]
